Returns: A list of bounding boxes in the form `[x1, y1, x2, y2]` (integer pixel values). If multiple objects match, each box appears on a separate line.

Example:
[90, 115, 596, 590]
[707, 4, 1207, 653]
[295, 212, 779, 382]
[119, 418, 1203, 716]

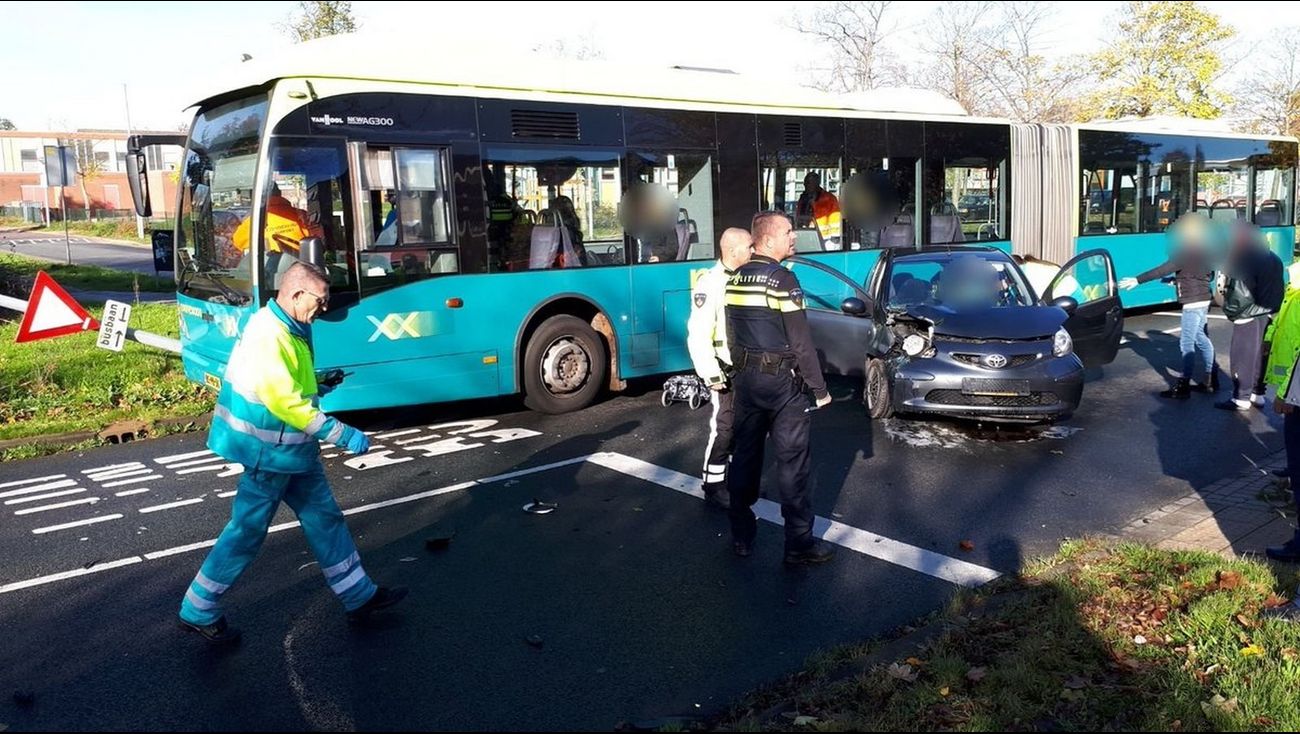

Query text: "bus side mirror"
[126, 151, 151, 218]
[298, 237, 325, 269]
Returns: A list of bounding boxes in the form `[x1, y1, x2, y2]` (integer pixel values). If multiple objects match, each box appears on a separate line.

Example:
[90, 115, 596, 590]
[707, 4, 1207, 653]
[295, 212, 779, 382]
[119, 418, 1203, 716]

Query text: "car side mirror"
[841, 296, 869, 317]
[1050, 295, 1079, 315]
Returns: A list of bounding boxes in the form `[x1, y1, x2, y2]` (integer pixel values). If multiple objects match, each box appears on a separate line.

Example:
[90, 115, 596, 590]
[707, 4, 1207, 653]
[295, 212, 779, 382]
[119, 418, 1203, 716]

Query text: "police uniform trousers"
[179, 462, 377, 626]
[726, 364, 814, 551]
[702, 387, 735, 495]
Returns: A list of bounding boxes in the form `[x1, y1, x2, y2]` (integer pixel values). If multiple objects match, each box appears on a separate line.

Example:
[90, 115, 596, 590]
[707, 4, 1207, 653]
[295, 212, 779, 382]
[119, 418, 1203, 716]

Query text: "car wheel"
[864, 358, 894, 420]
[522, 315, 607, 414]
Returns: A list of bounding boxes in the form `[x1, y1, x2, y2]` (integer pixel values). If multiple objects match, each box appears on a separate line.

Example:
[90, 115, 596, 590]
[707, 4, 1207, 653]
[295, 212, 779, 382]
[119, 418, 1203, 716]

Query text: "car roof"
[890, 245, 1009, 261]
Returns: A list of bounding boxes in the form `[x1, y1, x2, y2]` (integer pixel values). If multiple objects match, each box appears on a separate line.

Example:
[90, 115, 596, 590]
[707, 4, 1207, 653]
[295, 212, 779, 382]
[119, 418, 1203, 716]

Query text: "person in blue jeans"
[1121, 213, 1222, 399]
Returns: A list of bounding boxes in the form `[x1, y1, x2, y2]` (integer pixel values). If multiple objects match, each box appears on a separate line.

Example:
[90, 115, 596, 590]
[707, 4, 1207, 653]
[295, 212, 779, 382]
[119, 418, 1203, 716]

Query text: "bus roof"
[1077, 116, 1297, 144]
[190, 32, 988, 122]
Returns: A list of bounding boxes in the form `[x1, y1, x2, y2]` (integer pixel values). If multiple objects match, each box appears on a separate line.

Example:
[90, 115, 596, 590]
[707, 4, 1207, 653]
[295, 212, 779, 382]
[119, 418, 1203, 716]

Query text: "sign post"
[43, 145, 78, 265]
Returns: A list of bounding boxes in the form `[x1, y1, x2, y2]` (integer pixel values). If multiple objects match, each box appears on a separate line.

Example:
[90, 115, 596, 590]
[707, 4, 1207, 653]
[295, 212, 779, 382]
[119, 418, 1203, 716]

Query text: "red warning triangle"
[14, 271, 99, 343]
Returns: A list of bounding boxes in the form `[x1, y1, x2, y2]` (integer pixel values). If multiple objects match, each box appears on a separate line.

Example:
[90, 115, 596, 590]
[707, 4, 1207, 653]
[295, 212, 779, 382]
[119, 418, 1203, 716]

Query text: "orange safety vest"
[809, 190, 842, 240]
[232, 196, 317, 254]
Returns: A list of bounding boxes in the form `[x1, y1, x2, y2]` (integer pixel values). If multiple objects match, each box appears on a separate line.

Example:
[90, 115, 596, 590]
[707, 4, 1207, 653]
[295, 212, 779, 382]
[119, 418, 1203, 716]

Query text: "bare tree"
[914, 2, 997, 115]
[533, 32, 605, 61]
[1233, 30, 1300, 136]
[282, 1, 357, 43]
[0, 118, 15, 131]
[977, 2, 1092, 122]
[792, 1, 905, 92]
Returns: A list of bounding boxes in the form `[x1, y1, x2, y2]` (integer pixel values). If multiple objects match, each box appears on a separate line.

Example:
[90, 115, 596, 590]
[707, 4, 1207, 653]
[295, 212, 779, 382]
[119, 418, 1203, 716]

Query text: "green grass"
[1, 217, 151, 243]
[720, 538, 1300, 731]
[0, 251, 172, 292]
[0, 299, 213, 458]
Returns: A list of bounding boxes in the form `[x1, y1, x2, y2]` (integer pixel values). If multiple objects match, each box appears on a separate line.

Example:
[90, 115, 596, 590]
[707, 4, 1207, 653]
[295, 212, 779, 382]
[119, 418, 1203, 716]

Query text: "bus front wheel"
[522, 315, 608, 414]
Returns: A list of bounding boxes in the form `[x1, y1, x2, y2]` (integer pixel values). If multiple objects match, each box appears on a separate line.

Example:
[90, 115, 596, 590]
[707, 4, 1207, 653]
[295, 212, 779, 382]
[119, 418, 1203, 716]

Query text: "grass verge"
[720, 538, 1300, 731]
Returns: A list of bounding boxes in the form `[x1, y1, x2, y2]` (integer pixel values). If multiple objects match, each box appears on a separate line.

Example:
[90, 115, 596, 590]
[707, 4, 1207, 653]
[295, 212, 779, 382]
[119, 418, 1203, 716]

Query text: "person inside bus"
[795, 172, 842, 249]
[232, 183, 320, 257]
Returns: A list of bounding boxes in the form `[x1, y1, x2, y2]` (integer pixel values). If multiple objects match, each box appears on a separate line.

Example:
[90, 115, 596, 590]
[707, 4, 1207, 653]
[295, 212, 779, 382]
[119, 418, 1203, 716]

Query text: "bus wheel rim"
[540, 336, 590, 396]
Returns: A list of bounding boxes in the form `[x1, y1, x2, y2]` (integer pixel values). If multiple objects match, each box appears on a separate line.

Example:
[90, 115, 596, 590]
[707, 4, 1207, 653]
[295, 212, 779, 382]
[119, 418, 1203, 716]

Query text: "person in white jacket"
[686, 227, 753, 509]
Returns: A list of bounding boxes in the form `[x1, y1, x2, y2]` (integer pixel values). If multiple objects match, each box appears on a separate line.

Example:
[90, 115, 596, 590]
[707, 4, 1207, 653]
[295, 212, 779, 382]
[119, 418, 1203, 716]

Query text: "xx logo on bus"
[367, 311, 436, 342]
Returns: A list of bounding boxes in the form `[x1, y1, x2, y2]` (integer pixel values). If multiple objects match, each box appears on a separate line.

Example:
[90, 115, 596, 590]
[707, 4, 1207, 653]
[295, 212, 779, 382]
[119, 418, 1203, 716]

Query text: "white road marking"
[1153, 310, 1228, 321]
[101, 474, 164, 488]
[0, 478, 78, 499]
[139, 498, 204, 514]
[216, 491, 238, 498]
[114, 488, 152, 497]
[587, 452, 1002, 588]
[0, 557, 142, 593]
[155, 449, 216, 463]
[159, 456, 227, 469]
[5, 488, 87, 505]
[0, 474, 66, 490]
[14, 497, 101, 515]
[31, 514, 124, 535]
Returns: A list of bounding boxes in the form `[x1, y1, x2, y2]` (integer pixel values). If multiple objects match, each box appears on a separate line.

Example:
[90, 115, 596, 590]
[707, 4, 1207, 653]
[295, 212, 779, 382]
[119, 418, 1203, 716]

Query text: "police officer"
[686, 228, 753, 509]
[177, 262, 407, 645]
[725, 212, 834, 564]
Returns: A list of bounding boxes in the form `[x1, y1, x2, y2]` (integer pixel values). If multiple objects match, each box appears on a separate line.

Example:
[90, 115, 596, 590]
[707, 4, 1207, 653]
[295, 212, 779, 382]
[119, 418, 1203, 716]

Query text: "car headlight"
[1053, 328, 1073, 357]
[902, 333, 928, 357]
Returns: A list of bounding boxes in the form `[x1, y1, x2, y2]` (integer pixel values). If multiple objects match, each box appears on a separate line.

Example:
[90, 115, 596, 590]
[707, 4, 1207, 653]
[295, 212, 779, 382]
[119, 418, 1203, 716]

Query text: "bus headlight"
[1053, 328, 1073, 357]
[902, 333, 929, 357]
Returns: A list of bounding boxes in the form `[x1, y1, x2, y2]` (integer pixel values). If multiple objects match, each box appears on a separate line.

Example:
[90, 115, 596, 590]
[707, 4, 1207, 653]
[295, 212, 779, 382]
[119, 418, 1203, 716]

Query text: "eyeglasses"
[301, 290, 329, 309]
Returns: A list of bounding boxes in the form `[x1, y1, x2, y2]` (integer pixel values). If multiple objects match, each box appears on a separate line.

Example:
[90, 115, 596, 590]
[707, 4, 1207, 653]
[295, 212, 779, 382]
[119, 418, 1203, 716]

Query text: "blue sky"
[0, 1, 1274, 132]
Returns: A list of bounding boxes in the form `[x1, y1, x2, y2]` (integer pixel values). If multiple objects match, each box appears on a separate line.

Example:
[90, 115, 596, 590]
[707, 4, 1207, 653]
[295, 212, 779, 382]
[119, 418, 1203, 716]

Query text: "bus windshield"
[176, 93, 268, 303]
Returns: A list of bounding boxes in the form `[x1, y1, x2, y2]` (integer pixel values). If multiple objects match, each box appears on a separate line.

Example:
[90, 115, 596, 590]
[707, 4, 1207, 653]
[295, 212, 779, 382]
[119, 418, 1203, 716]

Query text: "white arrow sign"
[96, 300, 132, 352]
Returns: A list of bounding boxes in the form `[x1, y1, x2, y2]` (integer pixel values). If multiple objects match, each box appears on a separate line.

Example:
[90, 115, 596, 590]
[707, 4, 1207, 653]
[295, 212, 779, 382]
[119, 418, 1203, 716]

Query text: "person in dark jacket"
[1216, 220, 1285, 410]
[1120, 213, 1220, 399]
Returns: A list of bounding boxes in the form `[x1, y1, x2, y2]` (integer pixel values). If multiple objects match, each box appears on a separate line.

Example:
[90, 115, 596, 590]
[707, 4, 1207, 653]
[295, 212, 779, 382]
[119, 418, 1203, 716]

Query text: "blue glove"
[317, 383, 335, 398]
[340, 425, 370, 455]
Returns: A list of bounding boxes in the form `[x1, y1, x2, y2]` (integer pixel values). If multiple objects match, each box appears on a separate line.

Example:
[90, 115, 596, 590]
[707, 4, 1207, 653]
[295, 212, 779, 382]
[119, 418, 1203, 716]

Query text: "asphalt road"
[0, 311, 1280, 730]
[1, 229, 157, 274]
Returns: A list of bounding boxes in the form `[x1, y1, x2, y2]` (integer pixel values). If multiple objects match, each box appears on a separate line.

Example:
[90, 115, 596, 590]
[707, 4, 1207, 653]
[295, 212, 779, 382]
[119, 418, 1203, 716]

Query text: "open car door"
[1043, 248, 1124, 369]
[789, 256, 881, 377]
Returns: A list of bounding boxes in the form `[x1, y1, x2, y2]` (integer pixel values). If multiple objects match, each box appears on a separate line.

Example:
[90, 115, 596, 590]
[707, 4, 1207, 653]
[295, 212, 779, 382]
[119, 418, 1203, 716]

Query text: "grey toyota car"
[797, 246, 1123, 423]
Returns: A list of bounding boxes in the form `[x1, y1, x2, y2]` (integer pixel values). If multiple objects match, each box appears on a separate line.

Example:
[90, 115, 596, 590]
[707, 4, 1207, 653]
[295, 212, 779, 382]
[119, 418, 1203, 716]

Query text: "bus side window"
[354, 145, 458, 294]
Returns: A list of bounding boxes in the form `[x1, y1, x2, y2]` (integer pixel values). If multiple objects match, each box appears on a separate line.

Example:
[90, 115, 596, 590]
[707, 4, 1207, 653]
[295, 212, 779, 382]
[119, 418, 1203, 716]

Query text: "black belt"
[735, 350, 798, 374]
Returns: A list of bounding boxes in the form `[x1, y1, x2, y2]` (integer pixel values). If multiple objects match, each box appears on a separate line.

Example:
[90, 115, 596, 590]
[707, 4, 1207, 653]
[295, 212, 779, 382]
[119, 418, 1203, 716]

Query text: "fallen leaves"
[1214, 570, 1243, 591]
[887, 662, 918, 683]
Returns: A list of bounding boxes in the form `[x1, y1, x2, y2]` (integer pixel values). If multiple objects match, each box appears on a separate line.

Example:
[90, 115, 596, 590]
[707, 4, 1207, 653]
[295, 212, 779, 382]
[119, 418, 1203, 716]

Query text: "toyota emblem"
[984, 354, 1008, 368]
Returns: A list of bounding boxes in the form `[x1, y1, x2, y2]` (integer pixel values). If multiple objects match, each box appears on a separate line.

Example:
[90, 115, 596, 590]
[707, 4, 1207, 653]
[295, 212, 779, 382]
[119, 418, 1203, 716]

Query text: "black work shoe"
[178, 616, 242, 645]
[784, 541, 836, 566]
[347, 586, 409, 624]
[704, 487, 731, 511]
[1160, 378, 1191, 400]
[732, 540, 753, 558]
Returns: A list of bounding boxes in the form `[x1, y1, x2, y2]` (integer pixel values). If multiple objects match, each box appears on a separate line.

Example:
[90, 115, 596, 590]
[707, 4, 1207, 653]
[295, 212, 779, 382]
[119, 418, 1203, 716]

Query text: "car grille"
[952, 353, 1040, 368]
[925, 390, 1059, 407]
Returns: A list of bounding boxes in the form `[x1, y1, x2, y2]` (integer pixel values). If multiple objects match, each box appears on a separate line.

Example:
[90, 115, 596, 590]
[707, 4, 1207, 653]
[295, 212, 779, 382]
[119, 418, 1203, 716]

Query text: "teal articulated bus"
[126, 36, 1297, 416]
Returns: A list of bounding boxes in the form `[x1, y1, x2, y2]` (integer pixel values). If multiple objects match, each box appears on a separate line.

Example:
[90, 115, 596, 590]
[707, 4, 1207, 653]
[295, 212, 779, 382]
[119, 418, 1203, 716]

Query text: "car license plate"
[962, 378, 1030, 397]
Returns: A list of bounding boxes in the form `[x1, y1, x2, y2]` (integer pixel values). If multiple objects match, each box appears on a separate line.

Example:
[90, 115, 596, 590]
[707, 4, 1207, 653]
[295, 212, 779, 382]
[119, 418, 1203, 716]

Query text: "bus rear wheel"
[523, 315, 608, 414]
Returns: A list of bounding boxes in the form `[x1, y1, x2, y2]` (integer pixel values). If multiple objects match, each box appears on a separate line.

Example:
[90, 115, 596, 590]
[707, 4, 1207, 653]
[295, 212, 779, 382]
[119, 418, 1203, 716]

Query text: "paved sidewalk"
[1119, 450, 1297, 557]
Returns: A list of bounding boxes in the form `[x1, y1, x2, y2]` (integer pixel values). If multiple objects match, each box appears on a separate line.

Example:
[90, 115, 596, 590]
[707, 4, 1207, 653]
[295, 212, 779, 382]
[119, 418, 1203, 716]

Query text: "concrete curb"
[1117, 449, 1295, 558]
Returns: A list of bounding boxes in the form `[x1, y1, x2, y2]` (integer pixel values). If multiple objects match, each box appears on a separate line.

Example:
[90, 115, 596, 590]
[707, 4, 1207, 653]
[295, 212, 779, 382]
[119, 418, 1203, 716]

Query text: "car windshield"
[886, 253, 1033, 311]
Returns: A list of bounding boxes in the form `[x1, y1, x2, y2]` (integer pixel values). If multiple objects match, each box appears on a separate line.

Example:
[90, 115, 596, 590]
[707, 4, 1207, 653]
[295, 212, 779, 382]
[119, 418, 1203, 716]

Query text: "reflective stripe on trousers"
[179, 462, 377, 626]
